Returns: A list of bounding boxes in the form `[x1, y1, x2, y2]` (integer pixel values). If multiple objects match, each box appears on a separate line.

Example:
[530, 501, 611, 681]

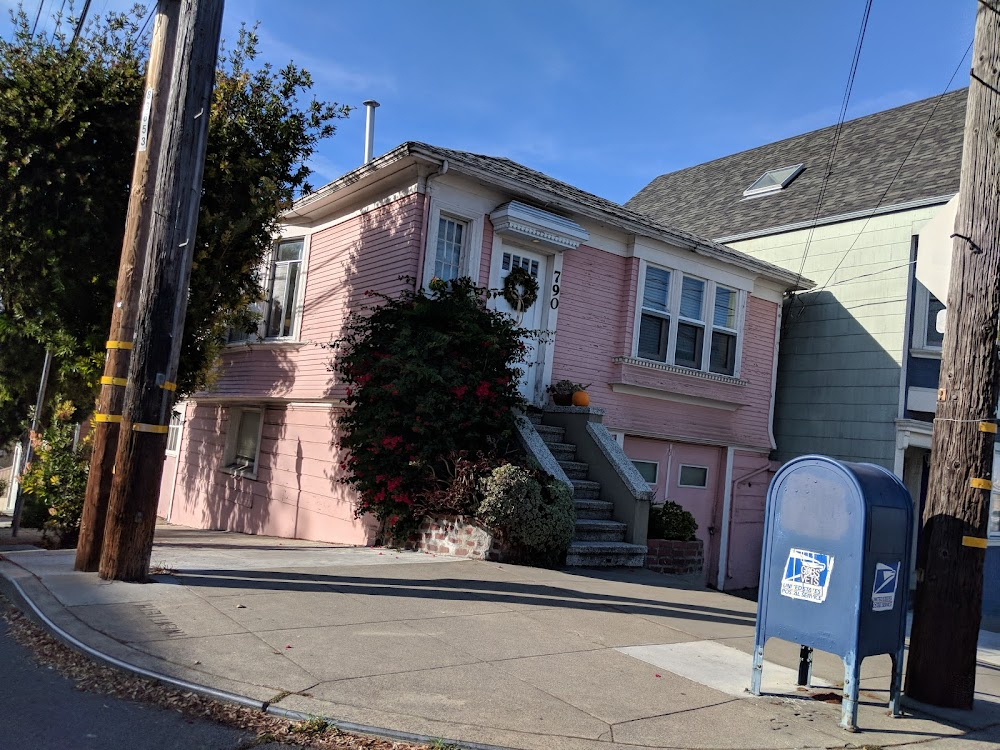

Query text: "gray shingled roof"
[626, 89, 966, 241]
[293, 141, 812, 289]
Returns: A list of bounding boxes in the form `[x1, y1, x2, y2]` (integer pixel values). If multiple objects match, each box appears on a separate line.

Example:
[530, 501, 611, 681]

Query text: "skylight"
[743, 164, 804, 197]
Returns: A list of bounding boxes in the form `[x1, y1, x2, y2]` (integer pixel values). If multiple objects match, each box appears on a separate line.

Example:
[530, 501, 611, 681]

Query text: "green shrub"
[648, 501, 698, 542]
[478, 464, 575, 566]
[19, 401, 90, 547]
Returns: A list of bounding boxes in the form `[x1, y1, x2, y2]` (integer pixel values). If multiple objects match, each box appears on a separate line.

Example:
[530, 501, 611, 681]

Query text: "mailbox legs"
[840, 653, 861, 731]
[750, 644, 765, 695]
[797, 645, 814, 686]
[888, 647, 904, 718]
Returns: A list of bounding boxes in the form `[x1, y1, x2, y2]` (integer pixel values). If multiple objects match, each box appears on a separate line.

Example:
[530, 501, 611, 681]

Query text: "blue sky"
[4, 0, 977, 203]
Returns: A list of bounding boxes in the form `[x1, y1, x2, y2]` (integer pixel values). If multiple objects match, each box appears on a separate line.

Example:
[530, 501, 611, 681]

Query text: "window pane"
[435, 217, 465, 281]
[166, 410, 183, 453]
[926, 293, 945, 347]
[642, 267, 671, 312]
[638, 313, 668, 361]
[679, 465, 708, 487]
[276, 239, 303, 261]
[234, 410, 261, 466]
[680, 277, 705, 320]
[710, 331, 737, 375]
[266, 264, 289, 338]
[280, 262, 299, 337]
[632, 460, 658, 484]
[990, 492, 1000, 536]
[714, 287, 736, 328]
[675, 322, 704, 369]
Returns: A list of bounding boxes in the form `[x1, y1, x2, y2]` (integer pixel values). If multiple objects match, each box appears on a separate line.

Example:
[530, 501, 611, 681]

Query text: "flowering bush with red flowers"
[332, 277, 530, 540]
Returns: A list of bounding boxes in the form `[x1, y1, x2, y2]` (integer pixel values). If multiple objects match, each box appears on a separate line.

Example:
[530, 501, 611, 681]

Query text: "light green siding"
[730, 206, 942, 469]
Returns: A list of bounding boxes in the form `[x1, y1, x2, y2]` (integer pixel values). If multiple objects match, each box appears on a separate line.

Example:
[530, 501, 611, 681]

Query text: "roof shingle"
[625, 89, 966, 240]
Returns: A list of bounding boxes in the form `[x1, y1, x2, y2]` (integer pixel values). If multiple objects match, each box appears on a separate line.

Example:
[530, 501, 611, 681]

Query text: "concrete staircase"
[528, 413, 646, 567]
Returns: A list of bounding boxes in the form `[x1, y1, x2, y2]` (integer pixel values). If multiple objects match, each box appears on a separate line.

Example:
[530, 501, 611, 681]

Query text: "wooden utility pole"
[905, 0, 1000, 709]
[75, 0, 180, 572]
[98, 0, 224, 582]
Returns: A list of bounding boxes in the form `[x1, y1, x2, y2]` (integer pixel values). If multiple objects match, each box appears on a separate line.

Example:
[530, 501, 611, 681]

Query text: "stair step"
[574, 519, 627, 542]
[571, 479, 601, 500]
[566, 541, 647, 568]
[574, 499, 614, 520]
[526, 411, 543, 425]
[558, 460, 589, 479]
[534, 424, 566, 442]
[545, 442, 576, 461]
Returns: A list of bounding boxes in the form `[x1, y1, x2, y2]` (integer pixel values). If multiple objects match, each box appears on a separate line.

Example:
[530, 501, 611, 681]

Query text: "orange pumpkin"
[571, 391, 590, 408]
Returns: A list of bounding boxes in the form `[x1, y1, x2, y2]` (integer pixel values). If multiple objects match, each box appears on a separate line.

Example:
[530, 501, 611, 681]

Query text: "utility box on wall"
[750, 455, 913, 731]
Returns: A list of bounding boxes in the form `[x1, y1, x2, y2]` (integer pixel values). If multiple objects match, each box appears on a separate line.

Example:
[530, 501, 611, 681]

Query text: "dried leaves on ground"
[0, 595, 436, 749]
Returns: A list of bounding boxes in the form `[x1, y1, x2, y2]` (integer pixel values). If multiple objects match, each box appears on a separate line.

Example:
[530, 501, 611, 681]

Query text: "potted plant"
[546, 380, 590, 407]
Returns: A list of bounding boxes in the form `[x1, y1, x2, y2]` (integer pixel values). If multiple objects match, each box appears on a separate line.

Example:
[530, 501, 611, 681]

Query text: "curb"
[0, 559, 516, 750]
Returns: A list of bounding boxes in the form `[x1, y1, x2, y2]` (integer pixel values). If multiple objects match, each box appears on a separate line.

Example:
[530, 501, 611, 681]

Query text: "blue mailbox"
[750, 455, 913, 731]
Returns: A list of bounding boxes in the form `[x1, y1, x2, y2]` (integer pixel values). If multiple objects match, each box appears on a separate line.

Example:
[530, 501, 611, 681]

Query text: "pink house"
[156, 142, 810, 590]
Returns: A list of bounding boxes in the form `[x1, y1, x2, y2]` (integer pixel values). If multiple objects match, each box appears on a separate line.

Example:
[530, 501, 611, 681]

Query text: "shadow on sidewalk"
[167, 568, 758, 627]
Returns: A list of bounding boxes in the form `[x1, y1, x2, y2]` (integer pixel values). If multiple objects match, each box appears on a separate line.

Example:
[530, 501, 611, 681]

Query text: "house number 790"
[550, 270, 561, 309]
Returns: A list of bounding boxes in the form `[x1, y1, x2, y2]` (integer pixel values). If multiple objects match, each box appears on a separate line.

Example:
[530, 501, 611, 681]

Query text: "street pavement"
[1, 523, 999, 750]
[0, 615, 258, 750]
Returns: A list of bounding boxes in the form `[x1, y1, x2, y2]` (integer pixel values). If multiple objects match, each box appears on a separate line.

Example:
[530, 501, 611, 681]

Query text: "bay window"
[635, 261, 743, 377]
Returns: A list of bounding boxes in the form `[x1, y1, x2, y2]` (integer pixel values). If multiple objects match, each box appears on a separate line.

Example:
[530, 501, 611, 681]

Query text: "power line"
[817, 39, 974, 291]
[137, 2, 155, 40]
[30, 0, 47, 37]
[793, 0, 874, 284]
[70, 0, 92, 45]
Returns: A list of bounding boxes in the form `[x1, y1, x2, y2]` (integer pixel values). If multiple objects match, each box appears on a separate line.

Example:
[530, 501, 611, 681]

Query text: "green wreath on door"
[502, 266, 539, 312]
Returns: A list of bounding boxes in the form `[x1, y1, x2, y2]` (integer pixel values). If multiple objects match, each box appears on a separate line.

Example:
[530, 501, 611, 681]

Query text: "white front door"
[491, 246, 548, 403]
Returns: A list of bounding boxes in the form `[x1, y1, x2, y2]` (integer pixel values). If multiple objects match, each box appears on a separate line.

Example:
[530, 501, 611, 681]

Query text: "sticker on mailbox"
[780, 548, 834, 603]
[872, 561, 900, 612]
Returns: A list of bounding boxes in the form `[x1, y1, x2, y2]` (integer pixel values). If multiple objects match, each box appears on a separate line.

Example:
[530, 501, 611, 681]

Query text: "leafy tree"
[332, 278, 529, 540]
[0, 5, 348, 443]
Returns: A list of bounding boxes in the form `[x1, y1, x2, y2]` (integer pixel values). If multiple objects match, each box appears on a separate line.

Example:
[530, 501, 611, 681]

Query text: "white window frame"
[165, 406, 185, 456]
[221, 406, 265, 480]
[911, 281, 945, 357]
[421, 196, 484, 289]
[632, 260, 746, 377]
[989, 491, 1000, 542]
[228, 236, 310, 345]
[631, 460, 659, 487]
[678, 463, 709, 489]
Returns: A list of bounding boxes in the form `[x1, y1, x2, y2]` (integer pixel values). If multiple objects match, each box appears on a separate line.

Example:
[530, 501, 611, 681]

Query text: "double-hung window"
[434, 216, 467, 281]
[636, 262, 741, 376]
[223, 407, 263, 478]
[228, 238, 304, 344]
[912, 281, 945, 354]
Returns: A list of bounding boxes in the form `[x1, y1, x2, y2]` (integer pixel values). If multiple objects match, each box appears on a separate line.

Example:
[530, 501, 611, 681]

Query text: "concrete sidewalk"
[1, 524, 998, 750]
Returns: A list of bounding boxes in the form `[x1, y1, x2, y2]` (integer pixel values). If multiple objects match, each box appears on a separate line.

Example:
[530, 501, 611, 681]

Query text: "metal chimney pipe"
[363, 99, 380, 164]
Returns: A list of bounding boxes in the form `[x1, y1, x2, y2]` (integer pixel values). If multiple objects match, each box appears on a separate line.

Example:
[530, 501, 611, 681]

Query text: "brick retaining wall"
[411, 515, 499, 559]
[644, 538, 704, 576]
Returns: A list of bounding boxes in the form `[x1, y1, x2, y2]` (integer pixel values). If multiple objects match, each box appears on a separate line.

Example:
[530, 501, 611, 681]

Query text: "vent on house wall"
[742, 164, 804, 198]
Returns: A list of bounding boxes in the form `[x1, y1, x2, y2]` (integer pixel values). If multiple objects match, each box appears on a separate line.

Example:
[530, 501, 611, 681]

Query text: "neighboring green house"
[627, 90, 966, 553]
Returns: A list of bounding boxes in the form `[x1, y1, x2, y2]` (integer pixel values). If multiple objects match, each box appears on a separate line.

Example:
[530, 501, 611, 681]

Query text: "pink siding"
[479, 215, 494, 288]
[206, 192, 425, 402]
[550, 244, 778, 452]
[166, 403, 372, 545]
[724, 450, 776, 590]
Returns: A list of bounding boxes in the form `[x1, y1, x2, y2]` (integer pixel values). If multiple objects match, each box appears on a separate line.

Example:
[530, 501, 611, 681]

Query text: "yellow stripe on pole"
[981, 422, 998, 434]
[160, 381, 177, 391]
[970, 477, 993, 490]
[93, 413, 123, 423]
[100, 376, 128, 387]
[106, 340, 134, 350]
[132, 423, 168, 434]
[962, 536, 989, 549]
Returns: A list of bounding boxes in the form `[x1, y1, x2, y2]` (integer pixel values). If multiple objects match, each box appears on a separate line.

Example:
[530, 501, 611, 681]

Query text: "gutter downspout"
[415, 160, 448, 289]
[717, 447, 735, 590]
[768, 301, 782, 451]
